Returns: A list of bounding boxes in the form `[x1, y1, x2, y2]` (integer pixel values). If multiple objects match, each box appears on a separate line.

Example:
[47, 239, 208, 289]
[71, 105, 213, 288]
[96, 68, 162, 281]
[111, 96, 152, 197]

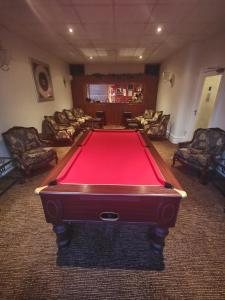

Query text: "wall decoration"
[31, 59, 54, 101]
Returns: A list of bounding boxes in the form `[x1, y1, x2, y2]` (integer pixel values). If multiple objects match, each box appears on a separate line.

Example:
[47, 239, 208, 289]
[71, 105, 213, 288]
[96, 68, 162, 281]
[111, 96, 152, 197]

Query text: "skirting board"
[167, 130, 186, 144]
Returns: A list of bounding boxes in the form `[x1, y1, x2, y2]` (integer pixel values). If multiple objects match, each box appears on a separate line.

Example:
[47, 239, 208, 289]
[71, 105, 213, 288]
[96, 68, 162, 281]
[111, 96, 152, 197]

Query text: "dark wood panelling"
[71, 74, 159, 124]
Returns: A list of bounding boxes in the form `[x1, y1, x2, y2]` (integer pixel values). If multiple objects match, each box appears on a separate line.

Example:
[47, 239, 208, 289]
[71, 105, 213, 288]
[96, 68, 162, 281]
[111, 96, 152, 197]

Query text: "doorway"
[195, 74, 222, 129]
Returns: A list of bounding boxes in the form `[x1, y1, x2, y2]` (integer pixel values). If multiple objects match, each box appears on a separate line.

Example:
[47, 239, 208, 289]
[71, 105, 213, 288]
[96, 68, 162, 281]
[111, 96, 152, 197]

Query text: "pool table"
[35, 129, 186, 253]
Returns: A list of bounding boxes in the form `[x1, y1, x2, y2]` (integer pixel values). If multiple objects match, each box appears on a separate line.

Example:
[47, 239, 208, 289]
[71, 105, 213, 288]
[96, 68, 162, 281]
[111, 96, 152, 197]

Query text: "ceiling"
[1, 0, 225, 64]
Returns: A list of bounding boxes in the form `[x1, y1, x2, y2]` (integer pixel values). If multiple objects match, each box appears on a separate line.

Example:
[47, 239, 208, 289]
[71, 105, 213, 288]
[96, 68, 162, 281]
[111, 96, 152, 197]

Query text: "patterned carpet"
[0, 137, 225, 300]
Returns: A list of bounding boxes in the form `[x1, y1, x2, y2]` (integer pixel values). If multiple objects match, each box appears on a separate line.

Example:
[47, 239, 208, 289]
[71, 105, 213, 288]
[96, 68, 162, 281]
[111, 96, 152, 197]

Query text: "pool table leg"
[53, 224, 72, 249]
[149, 226, 169, 254]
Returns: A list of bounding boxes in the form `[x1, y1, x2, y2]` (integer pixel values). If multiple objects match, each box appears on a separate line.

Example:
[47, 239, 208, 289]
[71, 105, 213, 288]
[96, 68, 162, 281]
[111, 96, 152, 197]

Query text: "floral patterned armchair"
[73, 108, 92, 121]
[2, 126, 58, 175]
[54, 111, 80, 132]
[144, 114, 170, 139]
[172, 128, 225, 183]
[63, 109, 86, 127]
[42, 116, 74, 144]
[72, 108, 92, 123]
[135, 109, 155, 124]
[140, 110, 163, 126]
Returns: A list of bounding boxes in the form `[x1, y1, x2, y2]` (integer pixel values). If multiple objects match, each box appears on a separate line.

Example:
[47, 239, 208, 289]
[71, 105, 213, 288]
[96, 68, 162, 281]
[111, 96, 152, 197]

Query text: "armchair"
[135, 109, 155, 124]
[126, 109, 154, 129]
[63, 109, 86, 127]
[144, 114, 170, 139]
[74, 108, 92, 121]
[42, 116, 74, 144]
[72, 108, 89, 124]
[2, 126, 58, 175]
[172, 128, 225, 184]
[141, 110, 163, 126]
[54, 111, 80, 132]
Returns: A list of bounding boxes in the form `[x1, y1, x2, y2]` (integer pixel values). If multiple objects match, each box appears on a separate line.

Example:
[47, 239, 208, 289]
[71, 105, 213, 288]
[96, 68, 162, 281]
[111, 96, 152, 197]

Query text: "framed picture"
[31, 59, 54, 102]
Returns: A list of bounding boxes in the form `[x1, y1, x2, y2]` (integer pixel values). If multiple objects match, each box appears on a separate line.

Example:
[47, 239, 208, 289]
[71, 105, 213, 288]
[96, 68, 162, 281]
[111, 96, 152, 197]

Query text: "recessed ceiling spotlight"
[68, 27, 73, 33]
[89, 56, 93, 60]
[156, 26, 162, 33]
[139, 55, 143, 59]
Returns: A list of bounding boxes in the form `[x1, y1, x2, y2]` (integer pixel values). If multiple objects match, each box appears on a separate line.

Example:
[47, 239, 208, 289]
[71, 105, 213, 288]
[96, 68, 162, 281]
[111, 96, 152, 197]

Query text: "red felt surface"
[57, 130, 165, 186]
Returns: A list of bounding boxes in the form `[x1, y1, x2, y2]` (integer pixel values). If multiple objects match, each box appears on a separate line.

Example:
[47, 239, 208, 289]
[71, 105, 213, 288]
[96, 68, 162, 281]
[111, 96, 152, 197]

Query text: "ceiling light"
[89, 56, 93, 60]
[139, 55, 143, 59]
[68, 27, 73, 33]
[156, 26, 162, 33]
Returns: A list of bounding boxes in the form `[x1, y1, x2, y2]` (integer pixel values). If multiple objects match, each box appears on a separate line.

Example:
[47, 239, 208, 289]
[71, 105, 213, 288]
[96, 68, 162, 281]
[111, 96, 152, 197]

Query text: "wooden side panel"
[41, 193, 181, 228]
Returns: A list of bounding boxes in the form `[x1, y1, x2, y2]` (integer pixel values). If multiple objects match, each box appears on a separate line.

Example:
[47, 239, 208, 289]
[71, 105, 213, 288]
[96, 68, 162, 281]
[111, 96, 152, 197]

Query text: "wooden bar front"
[71, 74, 159, 124]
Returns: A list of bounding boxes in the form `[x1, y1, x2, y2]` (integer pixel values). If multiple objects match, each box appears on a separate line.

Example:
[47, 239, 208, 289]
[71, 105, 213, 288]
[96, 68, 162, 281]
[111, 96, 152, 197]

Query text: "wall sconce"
[0, 43, 10, 71]
[63, 75, 73, 87]
[162, 71, 175, 87]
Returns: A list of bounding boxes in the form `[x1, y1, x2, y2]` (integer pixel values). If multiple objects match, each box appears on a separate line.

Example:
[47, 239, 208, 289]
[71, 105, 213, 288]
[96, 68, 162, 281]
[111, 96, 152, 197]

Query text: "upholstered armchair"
[2, 126, 58, 175]
[135, 109, 155, 124]
[126, 109, 154, 128]
[141, 110, 163, 126]
[172, 128, 225, 183]
[74, 108, 92, 121]
[42, 116, 74, 144]
[63, 109, 86, 127]
[72, 108, 89, 124]
[54, 111, 80, 132]
[144, 114, 170, 139]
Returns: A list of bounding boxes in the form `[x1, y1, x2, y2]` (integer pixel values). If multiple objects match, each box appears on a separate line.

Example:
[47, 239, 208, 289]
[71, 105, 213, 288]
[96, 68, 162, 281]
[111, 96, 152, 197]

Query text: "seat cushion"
[176, 148, 210, 167]
[127, 122, 139, 129]
[22, 148, 55, 167]
[55, 130, 71, 141]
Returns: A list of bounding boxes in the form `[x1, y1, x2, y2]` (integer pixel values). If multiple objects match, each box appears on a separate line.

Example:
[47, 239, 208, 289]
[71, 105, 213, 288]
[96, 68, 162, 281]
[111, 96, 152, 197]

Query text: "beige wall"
[0, 28, 72, 155]
[157, 33, 225, 143]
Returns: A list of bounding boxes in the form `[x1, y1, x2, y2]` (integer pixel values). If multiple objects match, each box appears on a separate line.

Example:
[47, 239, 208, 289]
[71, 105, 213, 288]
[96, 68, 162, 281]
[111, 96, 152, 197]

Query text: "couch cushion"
[176, 148, 210, 167]
[64, 110, 75, 121]
[22, 148, 55, 167]
[25, 130, 41, 150]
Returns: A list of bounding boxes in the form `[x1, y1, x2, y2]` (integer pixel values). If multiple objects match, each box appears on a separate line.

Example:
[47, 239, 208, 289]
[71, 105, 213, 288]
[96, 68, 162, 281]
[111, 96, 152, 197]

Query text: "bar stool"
[122, 111, 132, 126]
[96, 111, 106, 125]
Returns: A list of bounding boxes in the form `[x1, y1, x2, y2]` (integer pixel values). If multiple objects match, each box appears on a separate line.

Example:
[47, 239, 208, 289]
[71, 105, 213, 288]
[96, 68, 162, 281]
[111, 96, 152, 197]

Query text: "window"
[86, 83, 143, 103]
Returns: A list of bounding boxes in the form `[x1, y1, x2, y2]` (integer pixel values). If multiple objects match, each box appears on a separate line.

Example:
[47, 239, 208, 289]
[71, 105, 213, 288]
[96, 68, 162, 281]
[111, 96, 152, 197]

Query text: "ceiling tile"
[115, 0, 157, 4]
[54, 23, 87, 38]
[0, 0, 28, 8]
[0, 6, 39, 24]
[115, 23, 147, 36]
[72, 0, 112, 4]
[84, 23, 114, 39]
[115, 5, 153, 23]
[187, 4, 225, 23]
[75, 5, 113, 23]
[151, 4, 194, 23]
[157, 0, 197, 3]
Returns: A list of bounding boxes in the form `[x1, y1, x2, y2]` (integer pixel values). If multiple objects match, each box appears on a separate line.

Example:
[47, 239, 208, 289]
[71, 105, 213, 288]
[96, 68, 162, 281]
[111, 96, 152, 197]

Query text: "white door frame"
[186, 68, 224, 140]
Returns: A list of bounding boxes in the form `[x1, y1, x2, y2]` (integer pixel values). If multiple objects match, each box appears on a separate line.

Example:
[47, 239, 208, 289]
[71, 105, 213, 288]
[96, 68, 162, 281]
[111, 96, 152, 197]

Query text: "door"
[195, 74, 222, 129]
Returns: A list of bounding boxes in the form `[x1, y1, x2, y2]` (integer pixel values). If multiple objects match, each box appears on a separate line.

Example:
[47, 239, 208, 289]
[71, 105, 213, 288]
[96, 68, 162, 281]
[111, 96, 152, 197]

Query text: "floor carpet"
[0, 138, 225, 300]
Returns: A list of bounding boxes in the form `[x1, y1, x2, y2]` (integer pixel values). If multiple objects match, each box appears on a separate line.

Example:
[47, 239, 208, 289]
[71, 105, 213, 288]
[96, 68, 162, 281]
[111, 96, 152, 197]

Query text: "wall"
[157, 33, 225, 143]
[0, 27, 72, 155]
[85, 63, 145, 75]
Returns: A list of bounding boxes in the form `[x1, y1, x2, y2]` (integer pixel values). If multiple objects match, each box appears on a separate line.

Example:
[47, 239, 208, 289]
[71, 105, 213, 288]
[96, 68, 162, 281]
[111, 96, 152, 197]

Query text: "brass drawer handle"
[99, 212, 119, 221]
